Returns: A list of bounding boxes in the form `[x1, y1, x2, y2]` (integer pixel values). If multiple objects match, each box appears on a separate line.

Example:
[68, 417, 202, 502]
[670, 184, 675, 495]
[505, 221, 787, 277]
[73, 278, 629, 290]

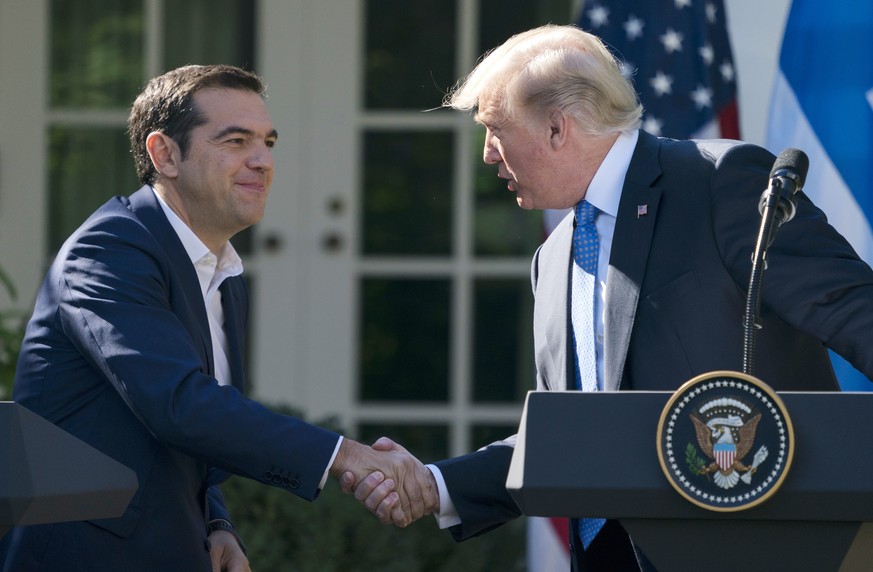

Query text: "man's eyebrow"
[473, 109, 492, 126]
[214, 126, 279, 140]
[474, 113, 490, 126]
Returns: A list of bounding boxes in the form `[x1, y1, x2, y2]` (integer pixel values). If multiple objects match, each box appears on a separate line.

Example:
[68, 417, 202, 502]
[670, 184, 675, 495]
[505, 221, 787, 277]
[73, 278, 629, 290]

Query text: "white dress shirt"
[153, 187, 242, 387]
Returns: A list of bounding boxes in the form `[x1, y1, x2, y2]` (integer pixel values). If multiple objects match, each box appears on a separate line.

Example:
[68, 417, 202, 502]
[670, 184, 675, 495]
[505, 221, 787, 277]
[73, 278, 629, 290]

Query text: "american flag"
[577, 0, 740, 140]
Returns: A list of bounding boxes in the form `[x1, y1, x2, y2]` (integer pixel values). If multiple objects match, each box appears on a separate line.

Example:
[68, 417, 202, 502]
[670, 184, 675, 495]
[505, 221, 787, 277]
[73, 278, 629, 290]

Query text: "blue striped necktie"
[570, 199, 606, 549]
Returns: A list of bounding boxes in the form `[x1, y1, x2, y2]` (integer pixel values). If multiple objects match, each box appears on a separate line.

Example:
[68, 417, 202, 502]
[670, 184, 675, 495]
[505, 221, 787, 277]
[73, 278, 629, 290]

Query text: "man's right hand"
[332, 437, 439, 527]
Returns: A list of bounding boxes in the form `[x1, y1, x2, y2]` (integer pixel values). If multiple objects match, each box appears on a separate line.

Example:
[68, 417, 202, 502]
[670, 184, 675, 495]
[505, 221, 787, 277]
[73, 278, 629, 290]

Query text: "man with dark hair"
[0, 64, 433, 572]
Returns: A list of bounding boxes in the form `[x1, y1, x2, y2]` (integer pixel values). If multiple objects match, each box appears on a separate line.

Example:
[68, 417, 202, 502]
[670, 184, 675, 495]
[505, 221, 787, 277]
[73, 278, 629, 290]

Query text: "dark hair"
[128, 64, 266, 185]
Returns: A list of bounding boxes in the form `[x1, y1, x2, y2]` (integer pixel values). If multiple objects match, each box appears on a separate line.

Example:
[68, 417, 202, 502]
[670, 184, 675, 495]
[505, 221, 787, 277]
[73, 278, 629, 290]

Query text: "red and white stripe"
[527, 517, 570, 571]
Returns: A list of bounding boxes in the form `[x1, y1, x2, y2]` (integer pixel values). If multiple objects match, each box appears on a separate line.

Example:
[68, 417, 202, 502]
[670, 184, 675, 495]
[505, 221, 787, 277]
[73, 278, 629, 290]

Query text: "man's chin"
[515, 196, 535, 210]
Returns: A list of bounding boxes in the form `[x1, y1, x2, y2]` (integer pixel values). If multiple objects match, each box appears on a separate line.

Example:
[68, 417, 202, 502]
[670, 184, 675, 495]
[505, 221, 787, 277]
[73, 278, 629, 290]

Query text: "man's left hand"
[209, 530, 251, 572]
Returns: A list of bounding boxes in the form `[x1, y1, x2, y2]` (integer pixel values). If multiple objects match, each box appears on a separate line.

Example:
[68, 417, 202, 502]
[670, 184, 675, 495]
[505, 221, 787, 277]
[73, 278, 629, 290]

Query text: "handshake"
[329, 436, 440, 527]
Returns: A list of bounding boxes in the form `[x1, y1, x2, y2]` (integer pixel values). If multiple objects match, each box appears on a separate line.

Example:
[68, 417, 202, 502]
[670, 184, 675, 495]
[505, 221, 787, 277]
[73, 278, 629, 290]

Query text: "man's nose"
[483, 140, 500, 165]
[249, 142, 274, 171]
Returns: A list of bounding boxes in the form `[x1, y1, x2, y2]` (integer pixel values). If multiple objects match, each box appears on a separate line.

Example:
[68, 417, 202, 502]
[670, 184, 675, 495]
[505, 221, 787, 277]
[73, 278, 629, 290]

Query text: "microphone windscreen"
[772, 148, 809, 188]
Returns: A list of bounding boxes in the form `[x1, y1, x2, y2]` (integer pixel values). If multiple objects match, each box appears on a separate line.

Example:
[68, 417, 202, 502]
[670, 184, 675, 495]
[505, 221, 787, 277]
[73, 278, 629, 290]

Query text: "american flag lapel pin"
[637, 204, 648, 218]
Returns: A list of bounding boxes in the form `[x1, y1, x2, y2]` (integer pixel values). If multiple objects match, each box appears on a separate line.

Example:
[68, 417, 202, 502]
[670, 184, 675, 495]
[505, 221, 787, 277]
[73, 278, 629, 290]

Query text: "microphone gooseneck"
[743, 148, 809, 376]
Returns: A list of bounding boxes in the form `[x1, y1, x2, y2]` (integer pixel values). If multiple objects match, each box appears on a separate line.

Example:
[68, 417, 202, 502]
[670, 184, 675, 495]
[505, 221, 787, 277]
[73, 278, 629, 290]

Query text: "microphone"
[744, 147, 810, 375]
[757, 148, 809, 225]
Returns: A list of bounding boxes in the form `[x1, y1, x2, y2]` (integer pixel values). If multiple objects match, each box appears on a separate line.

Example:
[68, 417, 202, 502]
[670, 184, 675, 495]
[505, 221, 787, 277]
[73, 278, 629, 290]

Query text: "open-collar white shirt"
[152, 186, 243, 387]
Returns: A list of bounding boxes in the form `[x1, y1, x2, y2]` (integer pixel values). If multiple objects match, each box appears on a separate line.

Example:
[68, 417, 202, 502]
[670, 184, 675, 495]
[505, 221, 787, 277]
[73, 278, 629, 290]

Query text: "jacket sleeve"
[710, 143, 873, 380]
[433, 441, 521, 541]
[56, 212, 340, 501]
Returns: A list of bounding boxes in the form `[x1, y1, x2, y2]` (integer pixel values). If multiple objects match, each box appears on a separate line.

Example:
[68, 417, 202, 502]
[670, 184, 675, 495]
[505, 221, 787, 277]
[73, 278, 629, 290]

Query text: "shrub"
[222, 475, 526, 572]
[221, 407, 527, 571]
[0, 266, 26, 399]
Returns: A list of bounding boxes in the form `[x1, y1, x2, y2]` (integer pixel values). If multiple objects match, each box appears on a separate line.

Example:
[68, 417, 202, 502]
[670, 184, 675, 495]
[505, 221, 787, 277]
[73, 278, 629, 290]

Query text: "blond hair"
[445, 25, 642, 134]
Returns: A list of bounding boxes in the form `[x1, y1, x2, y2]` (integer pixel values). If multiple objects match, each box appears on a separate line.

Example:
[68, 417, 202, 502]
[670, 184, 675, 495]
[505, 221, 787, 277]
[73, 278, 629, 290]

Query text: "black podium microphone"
[744, 148, 810, 375]
[757, 148, 809, 226]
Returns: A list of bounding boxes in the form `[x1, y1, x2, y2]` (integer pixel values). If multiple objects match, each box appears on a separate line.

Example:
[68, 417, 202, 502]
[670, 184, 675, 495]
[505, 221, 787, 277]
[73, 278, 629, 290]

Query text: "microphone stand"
[743, 178, 792, 377]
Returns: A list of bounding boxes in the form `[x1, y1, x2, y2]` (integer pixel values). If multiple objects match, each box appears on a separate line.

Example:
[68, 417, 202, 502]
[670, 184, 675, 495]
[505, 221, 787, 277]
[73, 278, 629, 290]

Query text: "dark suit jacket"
[1, 187, 340, 572]
[435, 131, 873, 567]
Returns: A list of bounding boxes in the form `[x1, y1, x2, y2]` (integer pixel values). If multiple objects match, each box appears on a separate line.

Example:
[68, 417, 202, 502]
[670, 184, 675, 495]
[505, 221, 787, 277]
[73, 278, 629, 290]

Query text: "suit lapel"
[603, 132, 663, 391]
[533, 214, 574, 392]
[126, 187, 215, 376]
[220, 278, 247, 393]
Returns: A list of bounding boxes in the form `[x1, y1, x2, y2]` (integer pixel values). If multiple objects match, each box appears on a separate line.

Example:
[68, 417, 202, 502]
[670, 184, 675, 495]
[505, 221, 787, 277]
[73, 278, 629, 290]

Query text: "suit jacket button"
[289, 478, 300, 489]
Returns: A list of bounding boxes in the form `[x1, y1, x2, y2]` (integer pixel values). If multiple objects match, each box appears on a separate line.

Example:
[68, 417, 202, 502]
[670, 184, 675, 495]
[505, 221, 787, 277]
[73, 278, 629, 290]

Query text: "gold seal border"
[655, 370, 795, 513]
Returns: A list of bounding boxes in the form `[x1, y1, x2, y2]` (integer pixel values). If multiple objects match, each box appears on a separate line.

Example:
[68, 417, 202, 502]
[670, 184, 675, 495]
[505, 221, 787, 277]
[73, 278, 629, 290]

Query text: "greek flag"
[766, 1, 873, 390]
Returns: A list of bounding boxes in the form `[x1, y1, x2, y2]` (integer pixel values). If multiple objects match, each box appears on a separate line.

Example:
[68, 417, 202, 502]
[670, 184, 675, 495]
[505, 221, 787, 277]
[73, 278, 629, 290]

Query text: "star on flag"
[578, 0, 740, 139]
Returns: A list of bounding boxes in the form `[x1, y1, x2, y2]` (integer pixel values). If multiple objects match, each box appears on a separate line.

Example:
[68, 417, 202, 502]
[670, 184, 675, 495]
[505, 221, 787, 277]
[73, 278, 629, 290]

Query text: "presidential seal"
[656, 371, 794, 512]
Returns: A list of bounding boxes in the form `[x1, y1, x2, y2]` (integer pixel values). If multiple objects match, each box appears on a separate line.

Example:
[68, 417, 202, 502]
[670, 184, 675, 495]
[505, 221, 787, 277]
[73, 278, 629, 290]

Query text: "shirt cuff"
[425, 463, 461, 528]
[319, 435, 343, 490]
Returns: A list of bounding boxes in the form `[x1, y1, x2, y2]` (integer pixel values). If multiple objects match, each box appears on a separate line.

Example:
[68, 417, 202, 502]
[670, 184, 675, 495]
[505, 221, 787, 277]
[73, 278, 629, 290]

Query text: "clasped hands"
[330, 437, 439, 527]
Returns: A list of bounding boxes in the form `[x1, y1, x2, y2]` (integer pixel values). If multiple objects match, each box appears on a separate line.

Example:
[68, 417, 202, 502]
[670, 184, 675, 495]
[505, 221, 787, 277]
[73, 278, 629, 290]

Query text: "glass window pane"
[473, 0, 572, 257]
[358, 423, 448, 463]
[162, 0, 256, 71]
[48, 127, 140, 252]
[364, 0, 456, 110]
[361, 131, 454, 256]
[471, 424, 518, 450]
[50, 0, 144, 108]
[478, 0, 572, 55]
[472, 279, 535, 403]
[472, 129, 545, 256]
[359, 278, 451, 402]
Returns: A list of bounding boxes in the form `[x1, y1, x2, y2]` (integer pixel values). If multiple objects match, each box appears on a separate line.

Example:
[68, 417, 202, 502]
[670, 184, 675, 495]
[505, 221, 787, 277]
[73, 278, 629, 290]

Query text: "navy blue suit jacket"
[1, 187, 340, 571]
[434, 132, 873, 568]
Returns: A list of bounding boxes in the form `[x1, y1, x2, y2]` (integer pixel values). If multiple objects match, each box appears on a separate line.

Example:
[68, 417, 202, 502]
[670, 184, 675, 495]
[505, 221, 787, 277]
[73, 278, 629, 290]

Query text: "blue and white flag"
[766, 1, 873, 390]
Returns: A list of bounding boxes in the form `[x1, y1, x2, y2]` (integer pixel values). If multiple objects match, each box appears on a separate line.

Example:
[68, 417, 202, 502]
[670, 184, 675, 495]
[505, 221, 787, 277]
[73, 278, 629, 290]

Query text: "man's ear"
[145, 132, 181, 179]
[548, 109, 570, 149]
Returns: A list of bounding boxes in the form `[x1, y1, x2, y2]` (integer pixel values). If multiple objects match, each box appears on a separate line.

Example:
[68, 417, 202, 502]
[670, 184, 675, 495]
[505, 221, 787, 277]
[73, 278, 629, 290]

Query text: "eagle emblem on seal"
[688, 397, 769, 489]
[657, 371, 794, 511]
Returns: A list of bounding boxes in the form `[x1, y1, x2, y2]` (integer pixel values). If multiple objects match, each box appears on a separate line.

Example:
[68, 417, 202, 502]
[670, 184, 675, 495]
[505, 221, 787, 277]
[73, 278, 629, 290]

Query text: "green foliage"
[221, 407, 526, 572]
[0, 266, 26, 400]
[222, 476, 526, 572]
[685, 442, 707, 475]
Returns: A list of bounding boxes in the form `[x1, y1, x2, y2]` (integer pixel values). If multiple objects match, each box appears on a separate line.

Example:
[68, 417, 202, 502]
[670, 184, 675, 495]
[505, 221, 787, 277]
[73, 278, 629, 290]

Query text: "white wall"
[0, 1, 48, 309]
[726, 0, 793, 146]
